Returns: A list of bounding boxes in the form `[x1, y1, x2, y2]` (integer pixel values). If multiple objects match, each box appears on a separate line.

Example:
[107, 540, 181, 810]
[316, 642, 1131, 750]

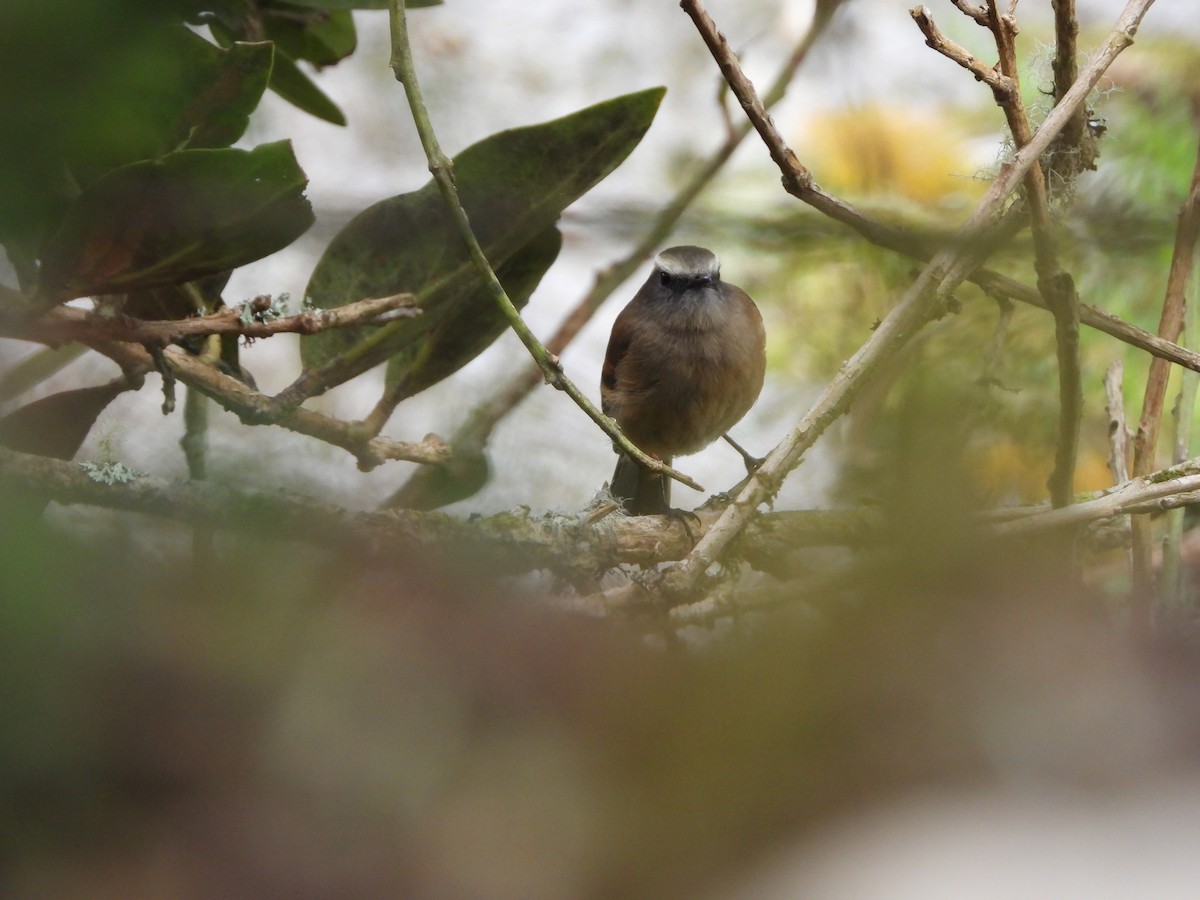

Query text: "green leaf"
[0, 18, 276, 246]
[267, 48, 348, 125]
[266, 9, 357, 68]
[387, 225, 563, 395]
[38, 142, 314, 305]
[208, 15, 348, 125]
[66, 28, 277, 184]
[299, 87, 666, 397]
[0, 346, 88, 402]
[279, 0, 442, 9]
[0, 382, 128, 461]
[383, 445, 491, 511]
[179, 40, 276, 149]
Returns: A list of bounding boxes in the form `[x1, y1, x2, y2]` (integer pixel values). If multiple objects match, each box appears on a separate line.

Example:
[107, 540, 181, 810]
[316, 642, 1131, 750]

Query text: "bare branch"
[3, 293, 418, 347]
[1051, 0, 1087, 161]
[951, 0, 991, 26]
[910, 6, 1012, 98]
[664, 0, 1156, 602]
[994, 458, 1200, 538]
[0, 445, 860, 576]
[1130, 130, 1200, 627]
[1104, 361, 1130, 485]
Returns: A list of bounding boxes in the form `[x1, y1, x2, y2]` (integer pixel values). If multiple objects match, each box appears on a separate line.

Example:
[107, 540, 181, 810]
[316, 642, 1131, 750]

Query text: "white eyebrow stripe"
[654, 247, 720, 279]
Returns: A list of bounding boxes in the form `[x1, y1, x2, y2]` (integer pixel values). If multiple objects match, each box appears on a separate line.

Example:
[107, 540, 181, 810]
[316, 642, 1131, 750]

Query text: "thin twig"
[1164, 293, 1199, 607]
[993, 457, 1200, 537]
[661, 0, 1155, 603]
[385, 0, 701, 494]
[951, 0, 991, 25]
[1050, 0, 1088, 170]
[386, 4, 839, 505]
[5, 293, 417, 347]
[182, 381, 215, 570]
[987, 0, 1084, 507]
[910, 6, 1013, 98]
[48, 327, 452, 470]
[1130, 132, 1200, 628]
[1104, 360, 1130, 485]
[921, 0, 1084, 507]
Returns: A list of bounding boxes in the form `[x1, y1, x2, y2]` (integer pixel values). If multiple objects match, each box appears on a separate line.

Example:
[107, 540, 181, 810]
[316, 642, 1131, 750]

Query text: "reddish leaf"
[0, 382, 128, 460]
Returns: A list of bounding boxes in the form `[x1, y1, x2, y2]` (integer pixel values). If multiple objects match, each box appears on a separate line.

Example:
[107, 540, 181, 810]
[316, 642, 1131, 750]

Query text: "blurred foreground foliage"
[5, 461, 1200, 898]
[4, 5, 1200, 897]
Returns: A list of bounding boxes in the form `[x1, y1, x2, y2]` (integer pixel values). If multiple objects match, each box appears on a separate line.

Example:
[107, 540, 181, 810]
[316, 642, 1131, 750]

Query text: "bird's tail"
[609, 453, 672, 515]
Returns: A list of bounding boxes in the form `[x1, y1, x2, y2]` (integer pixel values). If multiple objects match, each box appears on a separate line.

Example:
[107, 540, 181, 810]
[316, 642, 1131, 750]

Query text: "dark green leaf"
[64, 28, 276, 184]
[38, 142, 314, 304]
[279, 0, 442, 9]
[179, 41, 275, 149]
[0, 382, 129, 460]
[122, 269, 233, 322]
[386, 225, 563, 395]
[267, 49, 348, 125]
[0, 346, 87, 402]
[299, 87, 666, 397]
[0, 15, 275, 246]
[383, 446, 491, 511]
[266, 9, 357, 68]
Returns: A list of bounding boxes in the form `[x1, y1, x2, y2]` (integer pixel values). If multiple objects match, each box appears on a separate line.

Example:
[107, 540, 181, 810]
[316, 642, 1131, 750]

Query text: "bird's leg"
[649, 455, 701, 541]
[722, 433, 765, 474]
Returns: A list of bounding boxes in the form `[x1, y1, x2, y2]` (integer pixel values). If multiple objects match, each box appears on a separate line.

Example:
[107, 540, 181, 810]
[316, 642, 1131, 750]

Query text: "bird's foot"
[722, 433, 765, 475]
[660, 506, 702, 542]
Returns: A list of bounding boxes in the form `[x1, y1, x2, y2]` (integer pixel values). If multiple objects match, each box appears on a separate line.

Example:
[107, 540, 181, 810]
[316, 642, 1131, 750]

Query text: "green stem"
[385, 0, 701, 493]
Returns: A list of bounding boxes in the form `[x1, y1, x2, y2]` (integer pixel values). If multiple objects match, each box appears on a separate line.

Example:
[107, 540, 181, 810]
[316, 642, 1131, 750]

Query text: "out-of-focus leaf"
[300, 87, 666, 397]
[385, 225, 562, 394]
[0, 346, 88, 402]
[0, 382, 128, 460]
[38, 143, 313, 305]
[122, 269, 233, 323]
[383, 445, 491, 511]
[266, 49, 348, 125]
[178, 40, 275, 150]
[0, 11, 275, 246]
[266, 8, 356, 68]
[63, 28, 277, 186]
[280, 0, 441, 8]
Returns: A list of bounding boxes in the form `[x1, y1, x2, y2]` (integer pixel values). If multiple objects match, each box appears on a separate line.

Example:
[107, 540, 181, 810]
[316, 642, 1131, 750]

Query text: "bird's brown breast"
[601, 287, 764, 458]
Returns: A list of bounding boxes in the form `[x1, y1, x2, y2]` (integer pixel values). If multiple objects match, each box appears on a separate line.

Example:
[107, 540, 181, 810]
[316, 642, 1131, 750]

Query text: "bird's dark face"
[650, 244, 722, 301]
[656, 269, 716, 292]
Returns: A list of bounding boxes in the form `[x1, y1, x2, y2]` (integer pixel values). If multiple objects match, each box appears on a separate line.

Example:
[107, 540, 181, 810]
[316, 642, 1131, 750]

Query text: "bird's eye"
[659, 272, 672, 287]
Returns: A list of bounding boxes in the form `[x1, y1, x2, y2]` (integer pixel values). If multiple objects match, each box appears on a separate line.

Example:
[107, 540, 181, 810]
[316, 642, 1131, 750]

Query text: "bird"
[601, 245, 766, 518]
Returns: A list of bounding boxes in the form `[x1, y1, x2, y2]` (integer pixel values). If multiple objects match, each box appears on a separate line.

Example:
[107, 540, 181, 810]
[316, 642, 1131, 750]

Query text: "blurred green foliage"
[683, 26, 1200, 502]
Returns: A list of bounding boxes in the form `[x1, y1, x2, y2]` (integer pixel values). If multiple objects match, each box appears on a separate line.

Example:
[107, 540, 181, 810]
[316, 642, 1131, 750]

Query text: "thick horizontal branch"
[8, 443, 1200, 593]
[0, 445, 706, 574]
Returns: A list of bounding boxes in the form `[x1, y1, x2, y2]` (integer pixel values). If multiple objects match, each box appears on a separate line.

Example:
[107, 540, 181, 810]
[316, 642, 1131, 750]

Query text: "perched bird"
[601, 245, 766, 517]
